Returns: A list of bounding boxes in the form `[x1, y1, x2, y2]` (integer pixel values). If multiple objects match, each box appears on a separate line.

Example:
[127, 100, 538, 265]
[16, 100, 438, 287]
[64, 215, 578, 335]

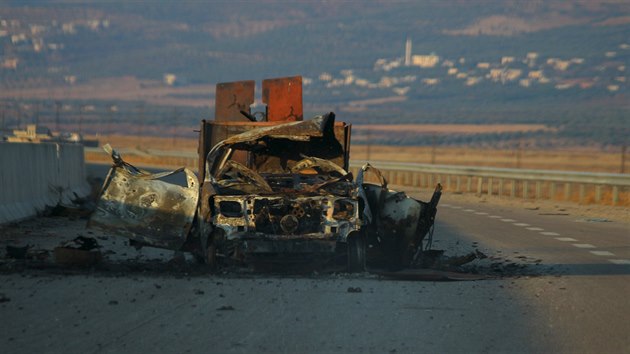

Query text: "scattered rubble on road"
[0, 213, 544, 280]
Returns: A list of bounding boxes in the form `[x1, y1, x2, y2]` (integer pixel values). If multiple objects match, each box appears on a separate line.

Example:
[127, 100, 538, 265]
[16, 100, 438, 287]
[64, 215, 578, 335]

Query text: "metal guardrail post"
[523, 181, 529, 199]
[477, 177, 483, 196]
[565, 183, 572, 201]
[595, 185, 602, 203]
[488, 177, 493, 196]
[511, 180, 517, 198]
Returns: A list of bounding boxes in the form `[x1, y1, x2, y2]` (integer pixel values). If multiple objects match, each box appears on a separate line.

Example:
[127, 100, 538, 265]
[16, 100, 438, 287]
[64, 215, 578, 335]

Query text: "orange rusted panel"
[215, 80, 255, 121]
[262, 76, 303, 122]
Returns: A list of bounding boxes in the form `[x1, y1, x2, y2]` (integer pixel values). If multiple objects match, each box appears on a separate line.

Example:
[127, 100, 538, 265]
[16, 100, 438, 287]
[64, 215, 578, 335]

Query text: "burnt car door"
[88, 145, 199, 250]
[357, 163, 442, 268]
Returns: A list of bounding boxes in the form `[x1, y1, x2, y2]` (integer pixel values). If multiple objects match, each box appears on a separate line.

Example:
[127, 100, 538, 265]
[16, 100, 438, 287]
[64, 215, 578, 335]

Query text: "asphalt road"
[1, 182, 628, 353]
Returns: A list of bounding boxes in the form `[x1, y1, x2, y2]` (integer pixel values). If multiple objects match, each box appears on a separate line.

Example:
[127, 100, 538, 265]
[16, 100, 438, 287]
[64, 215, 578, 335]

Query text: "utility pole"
[55, 101, 61, 132]
[367, 128, 371, 162]
[16, 101, 22, 130]
[137, 102, 145, 137]
[79, 105, 84, 135]
[516, 138, 523, 169]
[1, 107, 5, 135]
[622, 143, 627, 174]
[172, 108, 179, 148]
[34, 102, 40, 126]
[431, 134, 437, 164]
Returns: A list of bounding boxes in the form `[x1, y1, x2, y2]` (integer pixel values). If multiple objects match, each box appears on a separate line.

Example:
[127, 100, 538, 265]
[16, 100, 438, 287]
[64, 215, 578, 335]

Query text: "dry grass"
[88, 134, 626, 174]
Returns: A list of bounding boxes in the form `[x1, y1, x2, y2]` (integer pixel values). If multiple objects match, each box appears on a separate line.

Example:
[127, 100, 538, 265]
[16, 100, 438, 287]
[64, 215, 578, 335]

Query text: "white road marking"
[609, 259, 630, 265]
[573, 244, 596, 249]
[513, 223, 530, 227]
[555, 237, 578, 242]
[475, 212, 488, 215]
[451, 206, 462, 209]
[463, 209, 475, 212]
[442, 203, 452, 207]
[590, 251, 615, 256]
[489, 215, 502, 219]
[541, 232, 560, 236]
[501, 219, 516, 222]
[527, 227, 544, 231]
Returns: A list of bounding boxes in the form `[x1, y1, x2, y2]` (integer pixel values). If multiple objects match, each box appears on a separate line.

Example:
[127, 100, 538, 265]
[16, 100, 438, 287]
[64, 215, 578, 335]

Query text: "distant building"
[547, 58, 571, 71]
[607, 85, 619, 92]
[519, 79, 531, 87]
[11, 33, 27, 44]
[64, 75, 77, 85]
[1, 58, 18, 69]
[163, 73, 177, 86]
[6, 125, 52, 143]
[62, 23, 76, 34]
[447, 68, 458, 75]
[525, 52, 538, 67]
[411, 54, 439, 68]
[555, 83, 574, 90]
[392, 87, 410, 96]
[318, 72, 332, 81]
[501, 56, 515, 65]
[605, 51, 617, 58]
[422, 78, 439, 85]
[477, 62, 490, 69]
[571, 58, 585, 64]
[465, 77, 482, 86]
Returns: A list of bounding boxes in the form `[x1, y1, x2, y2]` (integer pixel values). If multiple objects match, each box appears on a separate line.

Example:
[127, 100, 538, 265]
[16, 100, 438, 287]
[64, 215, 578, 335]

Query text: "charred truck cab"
[89, 76, 441, 271]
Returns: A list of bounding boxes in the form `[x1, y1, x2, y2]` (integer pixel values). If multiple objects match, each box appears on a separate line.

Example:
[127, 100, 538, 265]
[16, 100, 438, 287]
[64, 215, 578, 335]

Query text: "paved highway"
[1, 181, 628, 353]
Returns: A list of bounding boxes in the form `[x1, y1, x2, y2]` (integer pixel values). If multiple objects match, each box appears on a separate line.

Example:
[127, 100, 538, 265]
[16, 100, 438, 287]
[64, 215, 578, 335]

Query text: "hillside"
[0, 0, 628, 147]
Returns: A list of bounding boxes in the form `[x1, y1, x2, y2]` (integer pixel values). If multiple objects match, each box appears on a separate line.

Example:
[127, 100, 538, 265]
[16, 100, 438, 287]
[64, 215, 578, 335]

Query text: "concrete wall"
[0, 142, 91, 225]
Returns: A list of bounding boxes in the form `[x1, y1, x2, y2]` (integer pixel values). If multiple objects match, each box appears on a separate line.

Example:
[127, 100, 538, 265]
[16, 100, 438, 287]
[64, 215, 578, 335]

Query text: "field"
[88, 129, 625, 174]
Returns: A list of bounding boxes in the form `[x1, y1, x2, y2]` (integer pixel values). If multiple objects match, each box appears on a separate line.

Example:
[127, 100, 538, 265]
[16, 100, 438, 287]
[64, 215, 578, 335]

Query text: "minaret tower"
[404, 36, 412, 66]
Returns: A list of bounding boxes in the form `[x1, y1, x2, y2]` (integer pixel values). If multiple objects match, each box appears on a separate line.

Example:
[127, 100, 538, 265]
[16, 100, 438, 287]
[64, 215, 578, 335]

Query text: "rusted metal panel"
[215, 80, 255, 122]
[88, 149, 199, 250]
[262, 76, 303, 122]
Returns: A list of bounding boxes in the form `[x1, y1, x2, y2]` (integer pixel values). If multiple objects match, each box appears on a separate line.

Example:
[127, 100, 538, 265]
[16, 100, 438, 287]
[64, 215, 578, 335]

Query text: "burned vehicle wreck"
[89, 77, 441, 272]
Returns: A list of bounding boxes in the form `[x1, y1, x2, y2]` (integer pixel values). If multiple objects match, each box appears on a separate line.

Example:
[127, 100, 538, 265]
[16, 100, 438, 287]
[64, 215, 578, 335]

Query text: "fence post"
[595, 185, 602, 203]
[498, 178, 504, 197]
[565, 183, 572, 201]
[579, 184, 586, 204]
[477, 177, 483, 196]
[612, 186, 619, 206]
[535, 181, 542, 200]
[523, 181, 529, 199]
[511, 180, 517, 198]
[487, 177, 493, 196]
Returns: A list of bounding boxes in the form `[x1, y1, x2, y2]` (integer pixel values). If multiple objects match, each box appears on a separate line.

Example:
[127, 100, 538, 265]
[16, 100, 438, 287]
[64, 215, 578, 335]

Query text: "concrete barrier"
[0, 142, 91, 225]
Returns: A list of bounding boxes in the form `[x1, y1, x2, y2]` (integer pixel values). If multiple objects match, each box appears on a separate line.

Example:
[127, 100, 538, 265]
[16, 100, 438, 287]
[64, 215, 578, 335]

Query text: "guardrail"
[349, 160, 630, 206]
[84, 148, 630, 206]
